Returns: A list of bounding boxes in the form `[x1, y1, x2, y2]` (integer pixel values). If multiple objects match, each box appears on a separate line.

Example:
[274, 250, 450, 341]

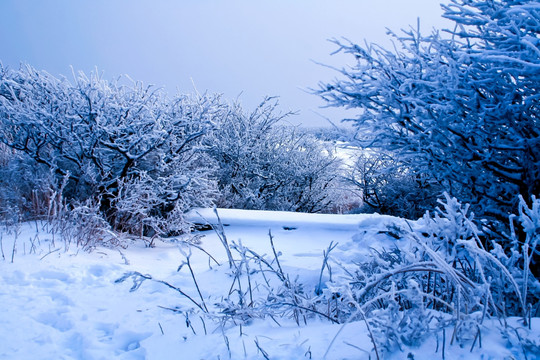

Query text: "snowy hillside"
[1, 209, 537, 359]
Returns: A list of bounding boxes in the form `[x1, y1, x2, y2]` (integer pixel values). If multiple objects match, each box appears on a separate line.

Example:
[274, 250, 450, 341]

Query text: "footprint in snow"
[34, 310, 74, 332]
[92, 322, 151, 356]
[47, 290, 74, 306]
[111, 330, 151, 357]
[95, 322, 118, 341]
[31, 270, 74, 284]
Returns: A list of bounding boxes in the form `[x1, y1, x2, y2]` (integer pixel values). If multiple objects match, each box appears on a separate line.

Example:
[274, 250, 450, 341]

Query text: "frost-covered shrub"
[0, 64, 220, 235]
[317, 0, 540, 226]
[322, 194, 539, 353]
[348, 151, 441, 219]
[0, 150, 60, 222]
[57, 198, 122, 250]
[417, 194, 539, 318]
[204, 99, 344, 213]
[113, 156, 217, 237]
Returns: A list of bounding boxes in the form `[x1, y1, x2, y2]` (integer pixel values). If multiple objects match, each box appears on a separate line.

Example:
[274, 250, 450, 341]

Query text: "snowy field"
[0, 209, 538, 359]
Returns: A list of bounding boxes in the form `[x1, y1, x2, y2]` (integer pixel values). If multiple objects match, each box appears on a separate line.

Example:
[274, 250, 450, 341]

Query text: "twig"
[199, 315, 207, 335]
[442, 328, 446, 360]
[29, 234, 39, 255]
[528, 303, 532, 330]
[178, 248, 209, 313]
[470, 325, 481, 352]
[116, 271, 207, 313]
[40, 247, 60, 260]
[0, 233, 5, 260]
[231, 241, 254, 306]
[323, 322, 348, 359]
[11, 229, 18, 263]
[254, 338, 270, 360]
[513, 327, 528, 360]
[358, 309, 381, 360]
[118, 249, 130, 265]
[343, 341, 371, 357]
[281, 303, 339, 324]
[316, 241, 338, 295]
[222, 331, 231, 359]
[189, 243, 221, 267]
[157, 305, 183, 313]
[304, 345, 312, 359]
[324, 307, 380, 360]
[268, 230, 285, 280]
[211, 208, 235, 269]
[184, 311, 197, 335]
[244, 247, 283, 282]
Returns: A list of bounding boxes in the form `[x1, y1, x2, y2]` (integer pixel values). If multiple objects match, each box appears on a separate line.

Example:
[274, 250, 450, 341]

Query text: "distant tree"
[205, 98, 344, 213]
[317, 0, 539, 226]
[0, 64, 220, 235]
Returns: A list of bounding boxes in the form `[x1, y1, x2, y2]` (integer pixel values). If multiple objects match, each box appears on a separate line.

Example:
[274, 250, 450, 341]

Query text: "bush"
[325, 194, 539, 354]
[204, 98, 344, 213]
[0, 64, 220, 235]
[317, 0, 540, 226]
[347, 151, 441, 219]
[0, 148, 58, 222]
[0, 64, 352, 239]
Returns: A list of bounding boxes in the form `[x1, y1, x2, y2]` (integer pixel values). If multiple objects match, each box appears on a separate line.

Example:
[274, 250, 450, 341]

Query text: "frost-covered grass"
[0, 206, 538, 359]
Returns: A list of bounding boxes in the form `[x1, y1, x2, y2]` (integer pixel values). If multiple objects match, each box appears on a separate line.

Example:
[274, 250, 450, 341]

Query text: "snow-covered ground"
[0, 209, 537, 359]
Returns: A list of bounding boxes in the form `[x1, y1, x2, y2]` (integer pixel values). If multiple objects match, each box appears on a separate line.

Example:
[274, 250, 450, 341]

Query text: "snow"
[187, 207, 370, 230]
[0, 210, 538, 359]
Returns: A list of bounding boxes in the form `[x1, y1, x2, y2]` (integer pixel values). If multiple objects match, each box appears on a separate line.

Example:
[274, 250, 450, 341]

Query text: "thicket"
[0, 64, 345, 242]
[346, 151, 441, 219]
[1, 0, 538, 356]
[205, 99, 343, 213]
[0, 65, 219, 237]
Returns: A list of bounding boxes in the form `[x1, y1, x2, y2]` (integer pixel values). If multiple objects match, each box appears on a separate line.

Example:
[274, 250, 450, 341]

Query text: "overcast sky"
[0, 1, 449, 127]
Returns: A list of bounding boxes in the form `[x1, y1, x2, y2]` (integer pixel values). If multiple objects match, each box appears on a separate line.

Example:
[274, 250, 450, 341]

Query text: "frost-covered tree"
[0, 64, 220, 235]
[317, 0, 539, 225]
[205, 99, 344, 213]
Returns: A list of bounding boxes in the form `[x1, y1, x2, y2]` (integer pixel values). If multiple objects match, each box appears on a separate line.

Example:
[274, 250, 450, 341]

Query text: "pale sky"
[0, 1, 449, 127]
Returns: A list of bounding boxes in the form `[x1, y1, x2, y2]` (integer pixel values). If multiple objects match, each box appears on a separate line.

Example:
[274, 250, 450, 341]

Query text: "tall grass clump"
[117, 195, 538, 358]
[323, 194, 539, 356]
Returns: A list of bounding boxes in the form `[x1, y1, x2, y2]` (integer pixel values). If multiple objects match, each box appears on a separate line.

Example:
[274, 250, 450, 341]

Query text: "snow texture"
[1, 209, 537, 359]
